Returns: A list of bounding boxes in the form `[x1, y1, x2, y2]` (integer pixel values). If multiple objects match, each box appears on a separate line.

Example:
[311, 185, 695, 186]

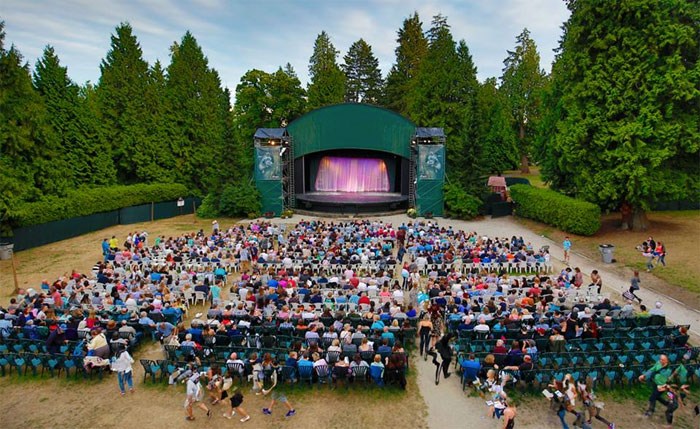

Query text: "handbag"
[622, 290, 635, 301]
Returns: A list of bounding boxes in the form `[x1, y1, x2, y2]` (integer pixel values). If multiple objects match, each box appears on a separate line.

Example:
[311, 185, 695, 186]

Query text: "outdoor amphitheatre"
[0, 1, 699, 429]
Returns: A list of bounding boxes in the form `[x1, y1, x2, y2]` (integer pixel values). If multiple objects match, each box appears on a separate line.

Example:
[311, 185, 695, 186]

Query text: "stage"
[295, 192, 408, 213]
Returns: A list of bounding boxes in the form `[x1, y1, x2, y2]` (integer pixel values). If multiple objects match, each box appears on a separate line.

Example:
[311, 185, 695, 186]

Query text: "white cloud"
[1, 0, 569, 93]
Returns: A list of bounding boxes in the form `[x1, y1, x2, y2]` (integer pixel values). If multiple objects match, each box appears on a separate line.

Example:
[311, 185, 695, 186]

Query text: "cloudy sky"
[2, 0, 570, 97]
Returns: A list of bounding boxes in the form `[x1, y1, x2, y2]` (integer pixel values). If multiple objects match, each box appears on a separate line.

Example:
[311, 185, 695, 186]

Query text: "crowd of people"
[0, 218, 692, 427]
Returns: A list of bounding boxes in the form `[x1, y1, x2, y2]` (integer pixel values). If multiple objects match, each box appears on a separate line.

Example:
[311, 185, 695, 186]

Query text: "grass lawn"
[503, 166, 547, 189]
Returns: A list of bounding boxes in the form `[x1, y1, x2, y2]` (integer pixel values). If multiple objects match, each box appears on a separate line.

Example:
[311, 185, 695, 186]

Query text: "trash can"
[599, 244, 615, 264]
[0, 243, 13, 260]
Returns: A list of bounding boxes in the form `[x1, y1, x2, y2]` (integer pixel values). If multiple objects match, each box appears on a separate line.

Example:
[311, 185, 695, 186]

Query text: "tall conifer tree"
[384, 12, 428, 115]
[500, 28, 546, 173]
[342, 39, 383, 104]
[307, 31, 345, 110]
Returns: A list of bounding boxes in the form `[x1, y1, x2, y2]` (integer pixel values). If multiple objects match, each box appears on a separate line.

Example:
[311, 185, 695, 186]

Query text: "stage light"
[280, 147, 287, 156]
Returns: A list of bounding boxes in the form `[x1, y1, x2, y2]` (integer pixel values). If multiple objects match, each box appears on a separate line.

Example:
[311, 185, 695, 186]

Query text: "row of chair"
[477, 363, 700, 392]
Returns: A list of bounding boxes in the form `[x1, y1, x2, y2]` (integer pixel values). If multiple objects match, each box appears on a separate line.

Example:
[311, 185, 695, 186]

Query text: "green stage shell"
[286, 103, 416, 159]
[255, 103, 444, 216]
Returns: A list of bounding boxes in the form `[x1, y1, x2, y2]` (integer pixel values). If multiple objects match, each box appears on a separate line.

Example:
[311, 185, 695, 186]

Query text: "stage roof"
[415, 127, 445, 138]
[254, 128, 287, 139]
[287, 103, 416, 159]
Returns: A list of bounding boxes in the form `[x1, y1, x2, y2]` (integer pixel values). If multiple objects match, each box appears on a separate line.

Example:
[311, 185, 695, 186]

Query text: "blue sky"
[2, 0, 569, 98]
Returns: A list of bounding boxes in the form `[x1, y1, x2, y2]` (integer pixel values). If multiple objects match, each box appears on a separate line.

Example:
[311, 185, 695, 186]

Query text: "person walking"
[639, 354, 674, 418]
[110, 345, 135, 396]
[185, 372, 211, 421]
[261, 363, 296, 418]
[418, 314, 433, 360]
[562, 237, 572, 265]
[428, 332, 454, 384]
[577, 381, 615, 428]
[626, 270, 643, 304]
[222, 389, 251, 423]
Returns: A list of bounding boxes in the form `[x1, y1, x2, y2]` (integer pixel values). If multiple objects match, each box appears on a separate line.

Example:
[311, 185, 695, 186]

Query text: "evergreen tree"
[0, 23, 73, 233]
[409, 15, 482, 192]
[384, 12, 428, 115]
[33, 46, 115, 186]
[342, 38, 383, 104]
[307, 31, 345, 110]
[540, 0, 700, 230]
[166, 31, 231, 192]
[500, 28, 546, 173]
[476, 78, 519, 174]
[96, 23, 154, 183]
[136, 60, 175, 183]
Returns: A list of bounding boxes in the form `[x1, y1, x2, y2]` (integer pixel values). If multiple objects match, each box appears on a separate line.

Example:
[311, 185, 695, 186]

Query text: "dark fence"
[8, 197, 199, 251]
[653, 200, 700, 211]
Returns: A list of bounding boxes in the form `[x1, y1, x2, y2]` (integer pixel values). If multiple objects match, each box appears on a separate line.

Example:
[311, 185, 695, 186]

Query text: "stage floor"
[296, 192, 408, 213]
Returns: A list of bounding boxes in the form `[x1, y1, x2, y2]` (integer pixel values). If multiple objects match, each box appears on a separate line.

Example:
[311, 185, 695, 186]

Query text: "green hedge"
[444, 183, 482, 220]
[510, 184, 601, 236]
[9, 183, 189, 227]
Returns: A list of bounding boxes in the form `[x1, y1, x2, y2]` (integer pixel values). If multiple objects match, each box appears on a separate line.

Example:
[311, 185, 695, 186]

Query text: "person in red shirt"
[358, 293, 371, 306]
[50, 287, 62, 308]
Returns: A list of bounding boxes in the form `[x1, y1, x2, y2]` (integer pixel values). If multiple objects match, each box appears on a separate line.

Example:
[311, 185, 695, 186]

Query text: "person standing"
[502, 399, 517, 429]
[589, 270, 603, 294]
[643, 246, 656, 272]
[562, 237, 572, 265]
[185, 372, 211, 421]
[101, 239, 110, 261]
[655, 241, 667, 267]
[110, 346, 135, 396]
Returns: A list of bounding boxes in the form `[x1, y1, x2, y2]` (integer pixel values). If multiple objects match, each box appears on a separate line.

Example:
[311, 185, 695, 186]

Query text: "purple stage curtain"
[315, 156, 390, 192]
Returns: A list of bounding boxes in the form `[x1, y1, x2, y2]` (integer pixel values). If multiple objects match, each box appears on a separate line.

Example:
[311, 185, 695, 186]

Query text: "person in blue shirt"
[101, 239, 110, 261]
[380, 327, 395, 343]
[562, 236, 572, 265]
[156, 322, 175, 343]
[162, 303, 182, 323]
[459, 353, 482, 386]
[370, 316, 385, 331]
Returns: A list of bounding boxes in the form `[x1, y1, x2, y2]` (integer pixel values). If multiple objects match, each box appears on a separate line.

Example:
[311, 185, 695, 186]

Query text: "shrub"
[444, 183, 482, 220]
[8, 183, 189, 227]
[218, 181, 261, 218]
[510, 184, 601, 236]
[196, 193, 220, 219]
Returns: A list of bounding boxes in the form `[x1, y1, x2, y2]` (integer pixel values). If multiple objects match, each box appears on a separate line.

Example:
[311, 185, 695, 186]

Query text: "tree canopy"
[539, 0, 700, 229]
[500, 28, 546, 173]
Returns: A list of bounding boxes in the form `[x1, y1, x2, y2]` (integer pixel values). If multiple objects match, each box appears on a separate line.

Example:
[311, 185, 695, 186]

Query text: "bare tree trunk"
[630, 207, 649, 231]
[519, 122, 530, 174]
